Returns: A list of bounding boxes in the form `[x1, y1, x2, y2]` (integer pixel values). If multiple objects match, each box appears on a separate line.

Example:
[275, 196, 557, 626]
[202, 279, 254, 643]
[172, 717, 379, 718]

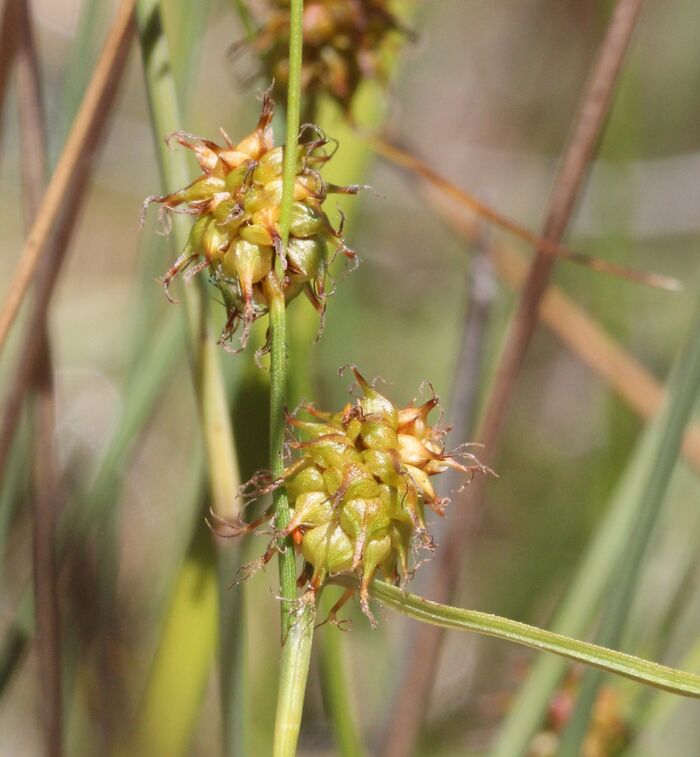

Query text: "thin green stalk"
[559, 297, 700, 754]
[270, 3, 311, 756]
[277, 0, 304, 254]
[351, 579, 700, 699]
[272, 0, 303, 647]
[269, 288, 297, 635]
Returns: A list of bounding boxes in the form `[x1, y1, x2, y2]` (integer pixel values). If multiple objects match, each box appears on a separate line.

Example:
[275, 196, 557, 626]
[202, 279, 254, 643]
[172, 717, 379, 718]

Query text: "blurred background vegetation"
[0, 0, 699, 754]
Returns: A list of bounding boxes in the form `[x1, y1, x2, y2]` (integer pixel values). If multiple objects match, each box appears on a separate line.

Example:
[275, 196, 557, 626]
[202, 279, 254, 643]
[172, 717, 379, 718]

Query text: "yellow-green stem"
[268, 284, 296, 636]
[271, 0, 304, 633]
[270, 0, 304, 636]
[133, 3, 243, 757]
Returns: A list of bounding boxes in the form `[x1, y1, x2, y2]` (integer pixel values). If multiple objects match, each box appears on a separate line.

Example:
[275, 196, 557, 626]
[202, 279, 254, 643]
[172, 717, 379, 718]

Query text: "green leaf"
[359, 579, 700, 699]
[558, 297, 700, 753]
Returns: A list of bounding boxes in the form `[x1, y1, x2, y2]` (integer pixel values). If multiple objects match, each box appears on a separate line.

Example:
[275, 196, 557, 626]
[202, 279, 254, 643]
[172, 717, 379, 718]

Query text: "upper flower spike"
[143, 91, 360, 352]
[239, 0, 413, 114]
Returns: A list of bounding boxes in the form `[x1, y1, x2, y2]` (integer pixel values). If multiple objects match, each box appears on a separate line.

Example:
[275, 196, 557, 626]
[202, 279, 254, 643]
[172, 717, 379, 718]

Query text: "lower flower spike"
[214, 368, 492, 625]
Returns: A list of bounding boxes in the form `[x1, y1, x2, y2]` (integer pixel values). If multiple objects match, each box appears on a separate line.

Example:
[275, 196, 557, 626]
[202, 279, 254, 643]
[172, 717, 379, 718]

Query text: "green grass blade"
[122, 528, 219, 757]
[73, 312, 183, 534]
[55, 0, 111, 155]
[492, 301, 700, 756]
[362, 580, 700, 698]
[165, 0, 214, 103]
[134, 4, 243, 756]
[491, 414, 665, 755]
[231, 0, 256, 39]
[558, 298, 700, 753]
[0, 413, 29, 582]
[273, 601, 316, 757]
[318, 619, 366, 757]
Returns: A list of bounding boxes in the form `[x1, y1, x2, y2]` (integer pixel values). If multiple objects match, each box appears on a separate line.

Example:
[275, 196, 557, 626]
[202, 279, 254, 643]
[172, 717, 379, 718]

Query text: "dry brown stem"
[369, 135, 678, 292]
[14, 1, 62, 753]
[0, 0, 137, 353]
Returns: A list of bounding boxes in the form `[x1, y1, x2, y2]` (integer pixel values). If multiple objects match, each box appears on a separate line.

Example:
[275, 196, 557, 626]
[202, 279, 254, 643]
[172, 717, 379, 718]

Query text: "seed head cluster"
[249, 0, 411, 112]
[144, 92, 358, 351]
[214, 368, 488, 625]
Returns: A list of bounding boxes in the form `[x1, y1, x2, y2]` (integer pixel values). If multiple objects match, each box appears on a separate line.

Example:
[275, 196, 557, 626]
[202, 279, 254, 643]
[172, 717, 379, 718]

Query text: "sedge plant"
[138, 8, 700, 757]
[0, 2, 699, 755]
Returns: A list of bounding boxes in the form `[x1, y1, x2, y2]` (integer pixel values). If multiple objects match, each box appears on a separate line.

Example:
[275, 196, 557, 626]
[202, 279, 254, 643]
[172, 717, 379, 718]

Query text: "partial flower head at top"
[243, 0, 412, 113]
[212, 367, 490, 625]
[143, 91, 360, 352]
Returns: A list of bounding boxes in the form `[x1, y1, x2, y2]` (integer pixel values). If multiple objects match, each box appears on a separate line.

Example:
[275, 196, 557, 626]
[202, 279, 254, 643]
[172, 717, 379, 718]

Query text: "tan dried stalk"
[0, 0, 136, 353]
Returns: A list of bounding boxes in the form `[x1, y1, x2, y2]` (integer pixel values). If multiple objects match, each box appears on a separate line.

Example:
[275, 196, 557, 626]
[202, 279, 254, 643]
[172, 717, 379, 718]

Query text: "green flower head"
[143, 91, 360, 352]
[213, 367, 489, 626]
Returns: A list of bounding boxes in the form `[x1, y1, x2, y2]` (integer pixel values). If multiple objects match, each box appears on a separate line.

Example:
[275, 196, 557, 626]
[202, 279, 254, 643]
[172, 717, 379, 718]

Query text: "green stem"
[273, 602, 316, 757]
[277, 0, 304, 254]
[270, 2, 309, 755]
[270, 0, 304, 634]
[349, 579, 700, 699]
[269, 286, 296, 636]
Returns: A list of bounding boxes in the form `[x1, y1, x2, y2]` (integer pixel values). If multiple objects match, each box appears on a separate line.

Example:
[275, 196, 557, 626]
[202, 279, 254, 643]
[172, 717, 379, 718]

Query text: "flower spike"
[143, 93, 359, 350]
[214, 369, 491, 626]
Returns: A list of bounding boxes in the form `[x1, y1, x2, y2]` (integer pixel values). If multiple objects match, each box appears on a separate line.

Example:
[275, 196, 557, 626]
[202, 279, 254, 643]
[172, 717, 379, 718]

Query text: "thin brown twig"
[380, 2, 643, 754]
[432, 201, 700, 473]
[15, 1, 61, 752]
[478, 0, 643, 456]
[0, 0, 137, 354]
[369, 135, 679, 293]
[369, 119, 700, 472]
